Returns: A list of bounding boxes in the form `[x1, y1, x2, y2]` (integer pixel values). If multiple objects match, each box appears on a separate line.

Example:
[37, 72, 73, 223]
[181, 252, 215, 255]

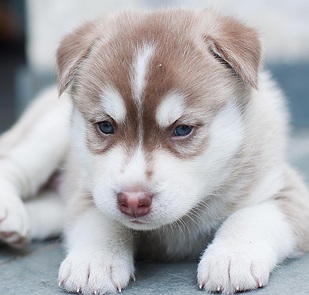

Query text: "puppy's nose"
[117, 191, 153, 218]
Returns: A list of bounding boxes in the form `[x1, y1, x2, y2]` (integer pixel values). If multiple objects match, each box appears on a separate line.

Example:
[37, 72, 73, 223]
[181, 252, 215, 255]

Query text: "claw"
[131, 273, 136, 282]
[199, 284, 204, 290]
[236, 285, 240, 291]
[258, 280, 263, 288]
[217, 286, 221, 292]
[117, 286, 122, 293]
[76, 287, 81, 293]
[58, 279, 63, 287]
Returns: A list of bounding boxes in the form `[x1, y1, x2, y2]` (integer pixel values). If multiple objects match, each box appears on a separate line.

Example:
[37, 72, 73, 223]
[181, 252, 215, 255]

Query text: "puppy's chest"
[134, 225, 216, 261]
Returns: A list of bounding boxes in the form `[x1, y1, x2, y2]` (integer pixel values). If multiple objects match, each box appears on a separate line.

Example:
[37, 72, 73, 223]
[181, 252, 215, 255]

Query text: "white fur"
[100, 86, 126, 123]
[120, 146, 148, 188]
[0, 86, 71, 246]
[132, 43, 155, 103]
[198, 202, 296, 293]
[156, 92, 185, 127]
[0, 87, 71, 198]
[245, 167, 285, 206]
[26, 190, 65, 240]
[59, 208, 134, 294]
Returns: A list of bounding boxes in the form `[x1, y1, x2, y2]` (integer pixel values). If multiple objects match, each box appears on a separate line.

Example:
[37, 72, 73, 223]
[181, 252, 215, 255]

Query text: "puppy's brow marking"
[156, 93, 186, 128]
[100, 86, 126, 122]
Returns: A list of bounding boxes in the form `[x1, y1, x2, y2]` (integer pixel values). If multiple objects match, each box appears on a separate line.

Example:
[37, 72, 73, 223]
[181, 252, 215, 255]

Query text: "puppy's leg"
[0, 87, 71, 246]
[59, 208, 134, 295]
[25, 190, 65, 240]
[0, 87, 63, 156]
[197, 201, 296, 294]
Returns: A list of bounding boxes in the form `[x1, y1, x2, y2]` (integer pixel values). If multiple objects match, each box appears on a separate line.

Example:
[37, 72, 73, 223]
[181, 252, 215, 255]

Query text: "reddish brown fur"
[57, 9, 261, 161]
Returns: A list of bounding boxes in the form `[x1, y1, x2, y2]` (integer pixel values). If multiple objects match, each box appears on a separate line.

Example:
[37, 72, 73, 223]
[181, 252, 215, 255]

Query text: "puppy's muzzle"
[117, 191, 154, 218]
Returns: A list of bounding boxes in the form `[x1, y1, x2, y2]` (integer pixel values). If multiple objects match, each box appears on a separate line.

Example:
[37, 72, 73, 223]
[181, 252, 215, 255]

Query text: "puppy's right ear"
[56, 22, 98, 96]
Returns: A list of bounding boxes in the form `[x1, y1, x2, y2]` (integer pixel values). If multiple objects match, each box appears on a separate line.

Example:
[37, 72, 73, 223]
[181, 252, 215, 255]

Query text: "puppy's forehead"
[78, 13, 228, 125]
[83, 21, 197, 97]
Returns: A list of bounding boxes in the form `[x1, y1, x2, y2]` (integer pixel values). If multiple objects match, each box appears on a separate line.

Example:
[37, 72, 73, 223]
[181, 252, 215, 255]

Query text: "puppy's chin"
[120, 219, 161, 231]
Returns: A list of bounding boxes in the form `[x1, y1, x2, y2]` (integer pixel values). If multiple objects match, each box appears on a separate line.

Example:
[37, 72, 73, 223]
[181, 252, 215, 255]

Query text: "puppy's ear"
[56, 22, 99, 96]
[203, 11, 262, 89]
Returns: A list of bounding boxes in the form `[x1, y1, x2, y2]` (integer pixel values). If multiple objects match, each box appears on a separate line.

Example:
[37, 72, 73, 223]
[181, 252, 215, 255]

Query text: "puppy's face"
[58, 10, 261, 230]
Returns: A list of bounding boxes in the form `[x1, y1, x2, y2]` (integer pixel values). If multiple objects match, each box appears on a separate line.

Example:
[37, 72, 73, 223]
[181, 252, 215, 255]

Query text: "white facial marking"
[121, 146, 147, 187]
[100, 86, 126, 122]
[132, 43, 155, 144]
[132, 44, 155, 103]
[156, 92, 186, 128]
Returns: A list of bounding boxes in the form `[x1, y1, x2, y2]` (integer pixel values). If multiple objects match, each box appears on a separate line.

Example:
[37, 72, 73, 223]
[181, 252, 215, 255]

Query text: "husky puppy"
[0, 9, 308, 294]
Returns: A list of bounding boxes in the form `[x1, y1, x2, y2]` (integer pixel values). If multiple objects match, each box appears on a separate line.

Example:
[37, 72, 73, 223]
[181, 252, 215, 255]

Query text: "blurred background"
[0, 0, 309, 134]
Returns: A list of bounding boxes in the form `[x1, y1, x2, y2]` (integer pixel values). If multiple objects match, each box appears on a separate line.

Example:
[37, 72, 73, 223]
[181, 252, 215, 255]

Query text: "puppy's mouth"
[127, 218, 151, 226]
[130, 220, 144, 224]
[121, 217, 160, 231]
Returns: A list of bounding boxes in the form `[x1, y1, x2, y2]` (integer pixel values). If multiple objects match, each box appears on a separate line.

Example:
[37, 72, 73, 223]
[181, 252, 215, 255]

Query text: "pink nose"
[117, 191, 153, 218]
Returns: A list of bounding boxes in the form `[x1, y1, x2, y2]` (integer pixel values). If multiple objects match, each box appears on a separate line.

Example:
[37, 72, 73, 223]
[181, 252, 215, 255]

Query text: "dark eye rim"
[96, 120, 115, 135]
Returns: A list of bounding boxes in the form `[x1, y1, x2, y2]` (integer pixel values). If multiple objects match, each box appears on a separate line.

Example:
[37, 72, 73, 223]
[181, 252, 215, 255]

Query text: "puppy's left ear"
[56, 21, 99, 96]
[203, 11, 262, 89]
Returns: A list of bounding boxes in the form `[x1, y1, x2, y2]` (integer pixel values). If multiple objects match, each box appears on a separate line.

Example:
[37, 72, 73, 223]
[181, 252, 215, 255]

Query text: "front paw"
[58, 249, 135, 294]
[0, 189, 30, 248]
[197, 242, 274, 294]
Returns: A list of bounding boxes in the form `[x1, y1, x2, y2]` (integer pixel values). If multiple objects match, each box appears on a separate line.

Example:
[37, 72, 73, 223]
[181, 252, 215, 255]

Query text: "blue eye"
[98, 121, 115, 135]
[173, 125, 193, 137]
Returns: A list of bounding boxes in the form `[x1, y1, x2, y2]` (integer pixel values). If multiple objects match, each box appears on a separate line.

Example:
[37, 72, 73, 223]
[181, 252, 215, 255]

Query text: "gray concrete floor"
[1, 240, 309, 295]
[0, 131, 309, 295]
